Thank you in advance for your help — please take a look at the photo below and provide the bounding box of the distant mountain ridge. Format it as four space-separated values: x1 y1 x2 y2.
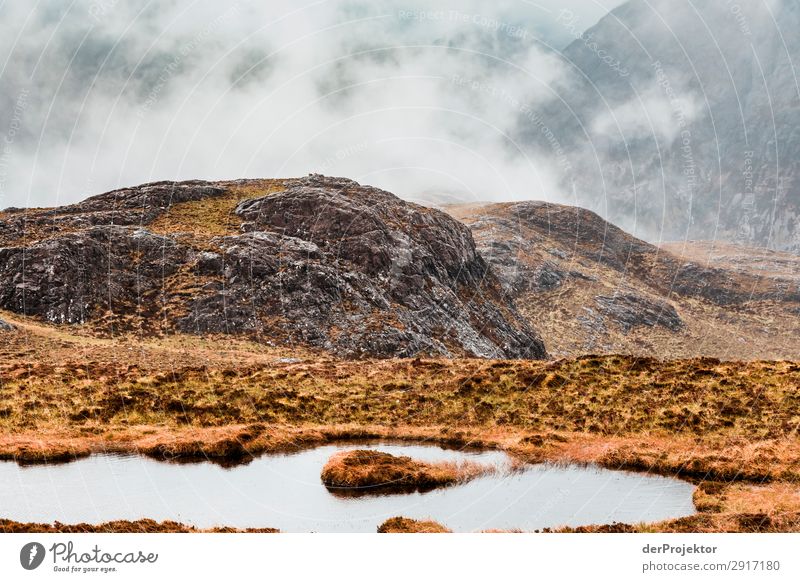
528 0 800 252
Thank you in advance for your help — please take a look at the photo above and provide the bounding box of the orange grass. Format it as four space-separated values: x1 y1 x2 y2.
320 449 492 493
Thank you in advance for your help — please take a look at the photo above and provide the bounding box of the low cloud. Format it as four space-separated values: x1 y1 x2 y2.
0 0 623 209
591 87 703 145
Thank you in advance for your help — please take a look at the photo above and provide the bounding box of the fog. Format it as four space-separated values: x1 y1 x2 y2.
0 0 624 209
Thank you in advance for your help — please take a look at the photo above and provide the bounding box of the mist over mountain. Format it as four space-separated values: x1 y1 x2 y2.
535 0 800 251
1 0 797 253
0 0 621 210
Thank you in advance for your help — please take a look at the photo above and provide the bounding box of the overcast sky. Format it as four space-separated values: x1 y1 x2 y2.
0 0 625 208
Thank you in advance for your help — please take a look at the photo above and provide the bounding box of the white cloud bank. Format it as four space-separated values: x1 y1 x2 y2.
0 0 624 208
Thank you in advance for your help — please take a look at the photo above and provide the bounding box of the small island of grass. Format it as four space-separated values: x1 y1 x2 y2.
320 449 492 494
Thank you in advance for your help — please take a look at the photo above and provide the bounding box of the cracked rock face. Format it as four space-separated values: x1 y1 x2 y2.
0 226 187 325
0 175 546 360
191 176 546 359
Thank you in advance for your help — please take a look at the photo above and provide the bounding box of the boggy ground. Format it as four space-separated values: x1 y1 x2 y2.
1 314 799 532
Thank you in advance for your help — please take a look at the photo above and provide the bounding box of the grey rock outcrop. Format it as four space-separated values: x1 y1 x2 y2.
0 226 187 324
0 176 547 360
465 201 800 307
595 292 683 332
186 176 546 359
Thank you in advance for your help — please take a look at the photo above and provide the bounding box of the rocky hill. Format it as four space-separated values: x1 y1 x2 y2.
0 175 545 360
448 201 800 359
4 174 798 361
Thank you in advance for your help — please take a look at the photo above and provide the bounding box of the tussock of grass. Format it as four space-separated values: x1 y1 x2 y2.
550 512 800 533
320 449 491 494
377 517 451 533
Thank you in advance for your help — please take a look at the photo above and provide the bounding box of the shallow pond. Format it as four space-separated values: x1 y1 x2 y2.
0 443 695 532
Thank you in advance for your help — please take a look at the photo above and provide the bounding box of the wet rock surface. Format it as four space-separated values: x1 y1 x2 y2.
0 176 546 359
595 292 684 332
190 176 545 358
0 226 188 325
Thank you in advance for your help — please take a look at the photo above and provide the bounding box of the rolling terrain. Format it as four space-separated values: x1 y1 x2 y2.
0 175 544 360
1 175 799 533
0 312 799 532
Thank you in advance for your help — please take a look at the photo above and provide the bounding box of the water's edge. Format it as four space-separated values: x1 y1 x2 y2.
0 442 696 532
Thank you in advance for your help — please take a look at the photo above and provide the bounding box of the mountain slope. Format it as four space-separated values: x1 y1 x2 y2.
4 174 797 361
448 200 800 359
0 176 545 360
530 0 800 251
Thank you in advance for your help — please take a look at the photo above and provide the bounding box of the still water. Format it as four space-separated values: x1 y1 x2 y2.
0 443 695 532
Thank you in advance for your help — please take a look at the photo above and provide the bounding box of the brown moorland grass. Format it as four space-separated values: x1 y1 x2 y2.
550 512 800 533
0 518 278 533
320 449 492 493
377 517 451 533
2 317 800 531
147 179 287 246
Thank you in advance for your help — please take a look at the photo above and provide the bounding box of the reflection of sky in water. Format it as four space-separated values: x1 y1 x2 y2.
0 443 695 532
